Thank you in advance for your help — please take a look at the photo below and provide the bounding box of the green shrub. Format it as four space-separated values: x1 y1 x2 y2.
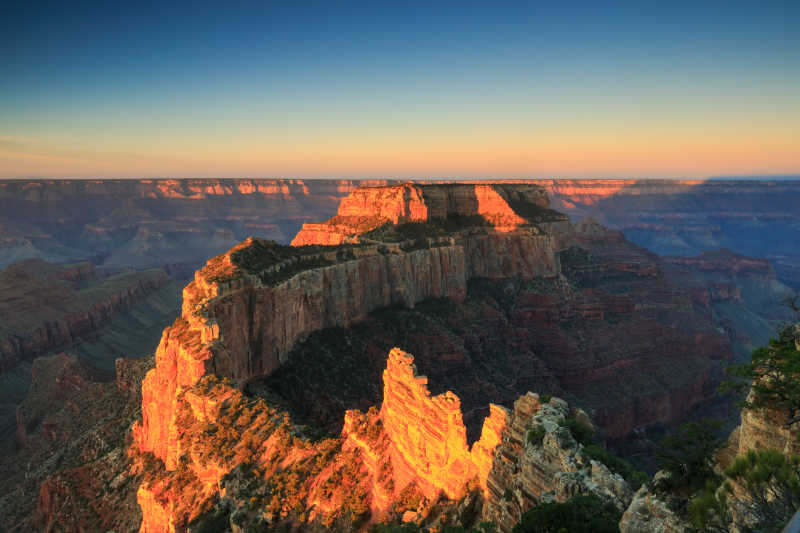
687 479 730 532
539 394 552 404
722 321 800 427
559 417 594 446
655 419 723 493
724 448 800 532
511 493 621 533
526 425 546 447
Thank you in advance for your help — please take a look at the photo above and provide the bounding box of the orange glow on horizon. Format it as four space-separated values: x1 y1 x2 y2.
1 128 798 179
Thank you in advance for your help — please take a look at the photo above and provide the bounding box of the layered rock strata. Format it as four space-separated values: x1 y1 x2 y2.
482 393 633 532
0 259 170 372
292 183 565 245
135 348 512 531
0 353 152 532
136 184 566 470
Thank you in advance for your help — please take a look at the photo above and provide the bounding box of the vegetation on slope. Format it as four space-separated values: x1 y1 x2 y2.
511 493 621 533
722 316 800 428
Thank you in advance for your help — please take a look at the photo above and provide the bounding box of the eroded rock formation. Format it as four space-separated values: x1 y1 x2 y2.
482 393 633 532
379 348 508 501
133 342 632 532
291 183 561 245
127 182 764 532
0 259 170 373
0 353 152 532
136 184 567 471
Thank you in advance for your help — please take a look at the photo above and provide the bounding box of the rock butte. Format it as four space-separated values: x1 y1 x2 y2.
130 183 609 530
135 183 570 469
129 182 757 531
291 182 563 245
134 343 632 532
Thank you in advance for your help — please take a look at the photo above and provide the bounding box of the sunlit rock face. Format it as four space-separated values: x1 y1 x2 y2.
128 182 755 531
291 182 562 245
379 348 508 501
135 183 568 470
133 347 512 532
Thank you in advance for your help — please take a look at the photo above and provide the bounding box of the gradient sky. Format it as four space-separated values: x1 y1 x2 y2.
1 0 798 179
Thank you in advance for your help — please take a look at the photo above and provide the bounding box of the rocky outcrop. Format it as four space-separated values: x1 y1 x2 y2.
619 472 689 533
129 182 753 531
292 183 564 245
135 184 568 470
132 342 632 532
133 348 511 531
135 239 476 467
379 348 508 500
0 260 170 373
736 389 800 457
0 353 152 532
483 393 633 532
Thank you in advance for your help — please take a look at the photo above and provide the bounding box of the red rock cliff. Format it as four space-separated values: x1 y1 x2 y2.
135 184 568 469
291 183 562 245
379 348 508 500
134 347 510 531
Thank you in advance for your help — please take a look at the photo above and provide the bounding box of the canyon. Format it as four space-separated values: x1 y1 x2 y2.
0 179 386 278
0 259 171 373
121 183 789 531
3 178 799 288
533 179 800 289
0 179 797 531
0 259 183 445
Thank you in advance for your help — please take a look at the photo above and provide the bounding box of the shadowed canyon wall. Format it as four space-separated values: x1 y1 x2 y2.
533 179 800 289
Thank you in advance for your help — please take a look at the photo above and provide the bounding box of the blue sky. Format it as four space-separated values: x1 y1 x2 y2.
1 0 798 178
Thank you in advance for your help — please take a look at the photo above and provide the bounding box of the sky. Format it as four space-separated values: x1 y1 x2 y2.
1 0 799 179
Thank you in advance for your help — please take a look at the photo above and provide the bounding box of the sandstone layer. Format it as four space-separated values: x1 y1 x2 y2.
0 259 170 373
482 393 633 532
